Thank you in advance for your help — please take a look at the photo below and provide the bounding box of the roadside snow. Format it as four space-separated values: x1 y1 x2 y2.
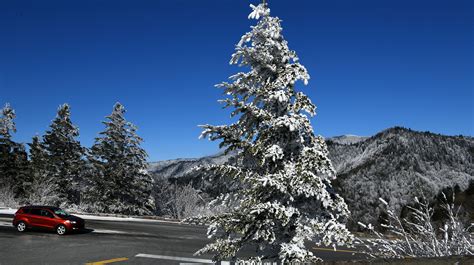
0 221 12 227
0 208 17 215
75 214 179 223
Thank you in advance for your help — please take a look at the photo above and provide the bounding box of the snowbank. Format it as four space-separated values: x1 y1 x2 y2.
0 208 17 215
75 214 179 223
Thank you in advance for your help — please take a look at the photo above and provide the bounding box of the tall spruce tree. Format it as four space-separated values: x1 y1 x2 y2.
193 3 353 262
29 136 48 178
25 135 60 205
0 103 29 197
42 104 85 205
27 136 49 186
87 103 154 215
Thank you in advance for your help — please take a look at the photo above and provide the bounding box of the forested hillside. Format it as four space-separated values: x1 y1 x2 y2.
149 127 474 226
327 127 473 227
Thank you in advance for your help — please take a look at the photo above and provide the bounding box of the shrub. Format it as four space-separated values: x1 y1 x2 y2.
358 194 473 258
0 185 19 208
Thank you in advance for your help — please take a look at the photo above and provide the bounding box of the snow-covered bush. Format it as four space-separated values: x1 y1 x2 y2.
167 183 203 219
0 185 19 208
188 2 353 263
25 177 60 206
154 179 217 219
358 194 473 258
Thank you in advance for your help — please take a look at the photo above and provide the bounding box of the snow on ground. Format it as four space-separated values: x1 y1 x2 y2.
0 208 17 215
74 214 180 223
0 221 12 227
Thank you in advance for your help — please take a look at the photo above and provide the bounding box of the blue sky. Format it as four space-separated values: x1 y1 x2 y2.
1 0 472 161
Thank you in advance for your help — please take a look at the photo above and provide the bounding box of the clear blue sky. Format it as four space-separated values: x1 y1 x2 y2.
1 0 472 161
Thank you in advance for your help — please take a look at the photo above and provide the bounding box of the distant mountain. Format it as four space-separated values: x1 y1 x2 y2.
327 135 369 145
147 135 368 179
148 151 234 180
148 127 474 227
326 127 473 227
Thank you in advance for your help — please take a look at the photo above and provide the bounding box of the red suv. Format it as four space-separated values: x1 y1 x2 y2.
13 206 85 235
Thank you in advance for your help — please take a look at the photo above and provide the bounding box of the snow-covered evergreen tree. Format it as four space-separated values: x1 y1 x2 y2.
192 3 353 262
42 104 85 205
87 103 154 215
0 103 17 189
29 136 48 177
26 136 49 192
0 103 16 139
0 103 29 197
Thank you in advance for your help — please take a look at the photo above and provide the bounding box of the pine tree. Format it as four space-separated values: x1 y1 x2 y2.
0 103 17 188
87 103 154 215
0 103 29 198
192 3 353 262
42 104 85 205
27 136 49 188
29 136 48 178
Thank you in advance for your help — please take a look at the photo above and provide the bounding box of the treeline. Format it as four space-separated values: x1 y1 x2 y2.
0 102 154 215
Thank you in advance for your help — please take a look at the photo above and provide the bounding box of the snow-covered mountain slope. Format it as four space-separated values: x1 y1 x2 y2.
148 127 474 226
147 135 366 179
327 127 473 226
327 134 369 145
148 151 234 180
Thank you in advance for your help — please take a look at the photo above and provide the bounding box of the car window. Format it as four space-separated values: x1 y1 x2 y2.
30 209 41 216
53 208 70 216
40 209 54 218
22 208 31 214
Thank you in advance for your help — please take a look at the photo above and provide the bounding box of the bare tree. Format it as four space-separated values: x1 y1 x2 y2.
167 183 204 219
0 185 19 208
26 177 60 206
358 194 473 258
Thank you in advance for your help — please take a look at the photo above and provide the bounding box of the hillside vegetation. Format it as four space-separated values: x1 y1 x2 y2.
149 127 474 227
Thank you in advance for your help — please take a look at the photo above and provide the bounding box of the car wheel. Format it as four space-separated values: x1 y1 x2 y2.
56 225 67 235
17 221 27 232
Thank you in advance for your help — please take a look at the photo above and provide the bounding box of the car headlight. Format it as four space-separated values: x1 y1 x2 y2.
66 220 77 224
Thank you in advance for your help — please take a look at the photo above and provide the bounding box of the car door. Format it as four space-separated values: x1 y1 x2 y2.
38 209 57 229
28 208 43 227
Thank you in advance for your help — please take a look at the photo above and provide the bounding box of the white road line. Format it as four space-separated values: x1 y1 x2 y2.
92 229 151 236
136 254 214 264
92 229 128 234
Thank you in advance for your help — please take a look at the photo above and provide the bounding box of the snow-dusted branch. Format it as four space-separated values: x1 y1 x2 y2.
358 194 473 258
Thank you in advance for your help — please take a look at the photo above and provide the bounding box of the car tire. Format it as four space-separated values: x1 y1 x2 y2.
16 221 27 232
56 224 67 235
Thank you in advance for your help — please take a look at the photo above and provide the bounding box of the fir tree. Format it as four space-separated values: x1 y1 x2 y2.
29 136 48 176
192 3 353 262
0 103 16 139
0 103 29 197
87 103 154 215
27 136 49 187
42 104 85 205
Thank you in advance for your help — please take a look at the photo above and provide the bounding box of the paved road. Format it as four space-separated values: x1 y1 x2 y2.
0 215 366 265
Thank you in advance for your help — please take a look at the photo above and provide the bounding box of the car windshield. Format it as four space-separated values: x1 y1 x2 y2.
53 208 70 216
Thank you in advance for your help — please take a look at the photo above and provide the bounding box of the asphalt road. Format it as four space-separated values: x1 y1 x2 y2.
0 214 366 265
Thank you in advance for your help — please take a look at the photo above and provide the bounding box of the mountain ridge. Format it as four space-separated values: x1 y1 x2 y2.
148 126 474 226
